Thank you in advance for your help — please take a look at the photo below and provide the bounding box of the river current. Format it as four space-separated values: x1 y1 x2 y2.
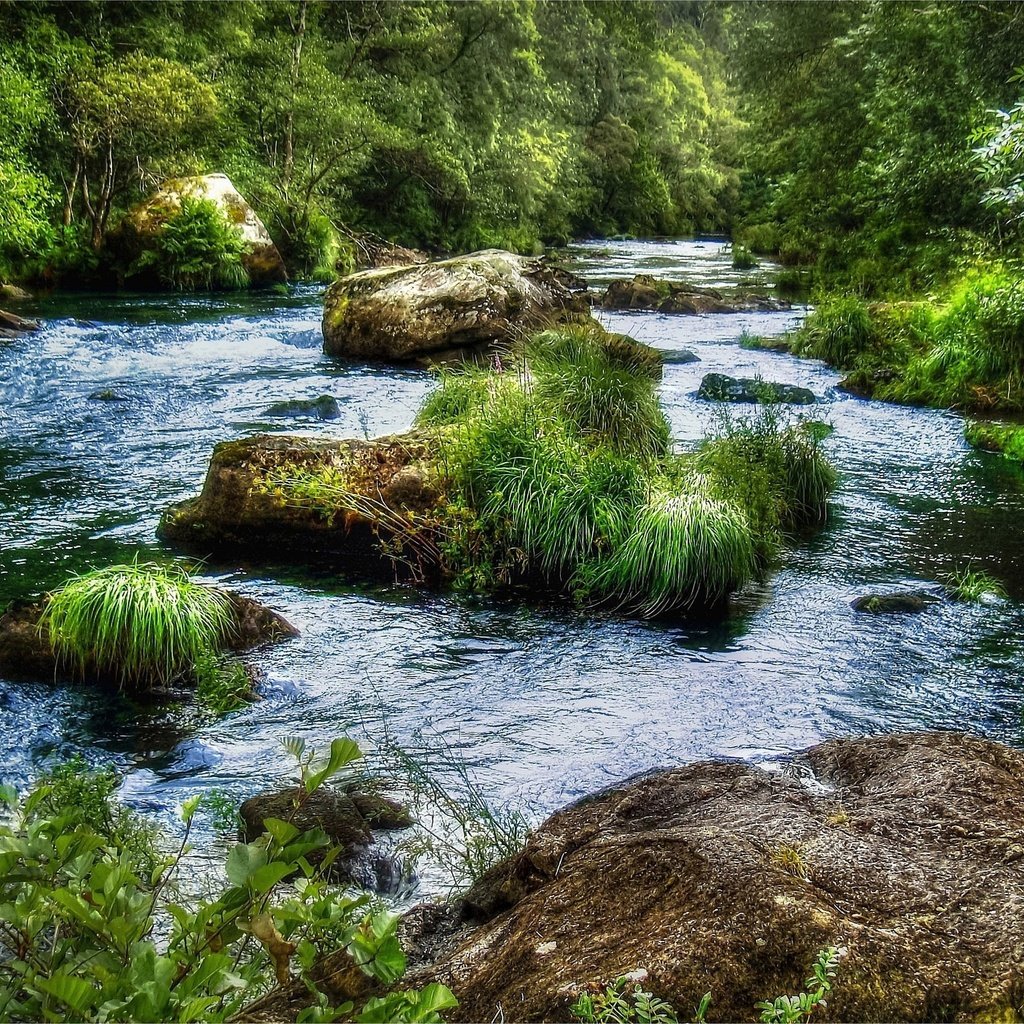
1 239 1022 887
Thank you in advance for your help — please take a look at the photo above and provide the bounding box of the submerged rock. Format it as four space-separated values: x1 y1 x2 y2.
108 173 287 287
698 372 816 405
851 590 940 614
89 388 129 402
0 591 297 688
240 784 413 892
390 731 1024 1023
322 249 590 362
159 432 440 568
263 395 341 420
600 274 789 314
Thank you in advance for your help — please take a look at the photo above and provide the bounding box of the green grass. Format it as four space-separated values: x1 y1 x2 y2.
793 296 876 367
964 419 1024 462
274 322 837 617
940 566 1006 602
39 561 233 689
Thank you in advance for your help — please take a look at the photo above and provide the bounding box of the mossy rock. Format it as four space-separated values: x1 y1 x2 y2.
322 249 591 362
851 590 940 614
264 395 341 420
600 275 790 314
698 372 816 405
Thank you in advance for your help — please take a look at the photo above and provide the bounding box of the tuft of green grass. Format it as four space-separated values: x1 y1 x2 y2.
940 565 1006 603
732 243 758 270
583 479 757 616
39 561 233 689
794 296 876 367
194 650 255 713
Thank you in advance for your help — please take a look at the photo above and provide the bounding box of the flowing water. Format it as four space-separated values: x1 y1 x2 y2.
2 238 1023 890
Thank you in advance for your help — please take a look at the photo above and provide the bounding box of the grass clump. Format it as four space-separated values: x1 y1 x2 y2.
940 565 1006 602
39 561 232 689
965 419 1024 462
793 296 876 367
732 243 758 270
270 322 836 617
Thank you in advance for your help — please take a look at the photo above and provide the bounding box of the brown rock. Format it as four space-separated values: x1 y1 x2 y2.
600 275 789 315
158 432 440 571
400 731 1024 1022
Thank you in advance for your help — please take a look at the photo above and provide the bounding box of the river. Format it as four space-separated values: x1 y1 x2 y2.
2 238 1022 891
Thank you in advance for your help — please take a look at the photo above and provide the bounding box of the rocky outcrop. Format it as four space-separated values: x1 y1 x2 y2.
159 432 441 570
322 250 590 362
698 373 816 405
403 731 1024 1022
109 173 287 287
0 591 297 687
600 275 790 314
851 590 940 614
241 784 414 891
241 731 1024 1022
0 307 41 339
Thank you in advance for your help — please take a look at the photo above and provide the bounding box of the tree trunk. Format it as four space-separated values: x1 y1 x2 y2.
282 0 309 201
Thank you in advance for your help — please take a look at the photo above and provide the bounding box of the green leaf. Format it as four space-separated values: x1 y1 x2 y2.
249 860 292 893
37 974 98 1017
305 738 361 793
263 817 301 845
225 842 268 886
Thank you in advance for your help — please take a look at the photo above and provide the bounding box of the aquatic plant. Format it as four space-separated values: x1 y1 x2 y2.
732 243 758 270
0 740 457 1023
582 481 757 616
940 566 1006 602
39 561 232 689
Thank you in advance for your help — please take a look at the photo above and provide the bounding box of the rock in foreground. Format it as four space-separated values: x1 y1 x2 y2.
400 731 1024 1022
601 274 789 314
0 308 41 339
322 249 590 362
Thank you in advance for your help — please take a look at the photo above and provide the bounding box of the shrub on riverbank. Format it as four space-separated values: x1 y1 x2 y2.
38 561 232 689
782 268 1024 413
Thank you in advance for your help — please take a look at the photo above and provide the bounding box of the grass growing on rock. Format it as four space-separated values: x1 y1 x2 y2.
38 561 233 689
263 323 836 616
965 419 1024 462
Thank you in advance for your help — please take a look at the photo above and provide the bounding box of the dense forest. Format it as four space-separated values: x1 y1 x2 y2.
3 0 1024 291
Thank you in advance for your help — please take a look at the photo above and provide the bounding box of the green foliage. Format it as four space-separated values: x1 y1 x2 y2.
795 297 876 368
940 565 1006 603
731 244 758 270
0 740 457 1023
964 419 1024 462
269 325 835 616
38 561 233 690
571 976 681 1024
756 947 844 1024
194 651 254 714
133 197 249 291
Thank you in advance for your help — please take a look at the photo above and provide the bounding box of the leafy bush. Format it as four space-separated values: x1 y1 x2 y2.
38 561 232 689
0 739 458 1023
134 197 249 291
732 243 758 270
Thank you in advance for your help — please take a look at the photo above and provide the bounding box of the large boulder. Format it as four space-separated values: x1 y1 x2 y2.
322 249 590 362
601 275 789 314
109 173 287 287
0 591 297 688
400 731 1024 1022
159 432 441 570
